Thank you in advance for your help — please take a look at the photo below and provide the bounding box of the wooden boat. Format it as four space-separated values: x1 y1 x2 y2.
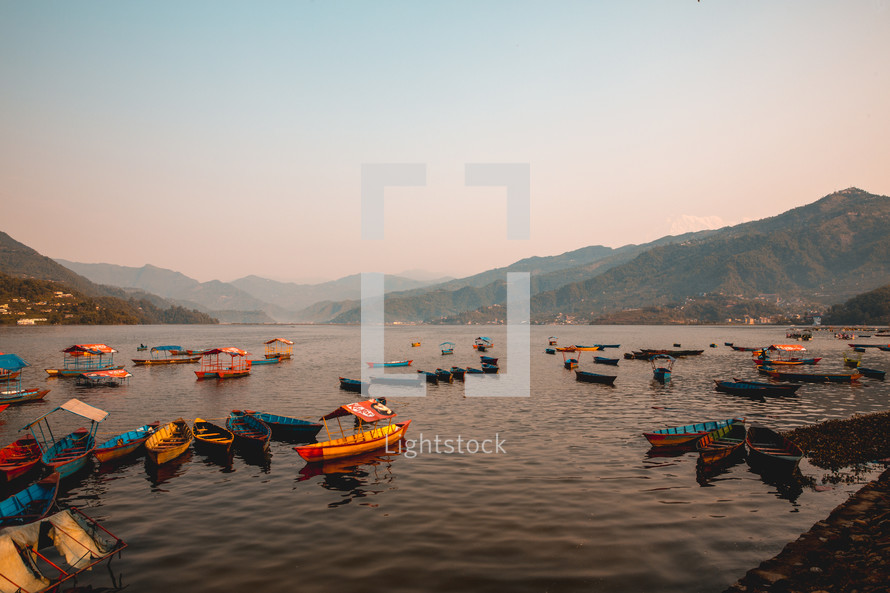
418 370 439 384
0 507 126 591
731 345 762 352
843 352 862 368
23 399 108 478
93 422 159 463
545 348 556 355
76 369 132 388
651 354 674 383
440 342 455 355
593 356 619 366
0 473 60 528
248 354 281 366
45 344 121 377
465 367 484 374
640 348 704 357
449 367 466 381
226 410 271 452
596 344 621 349
0 387 50 405
264 337 294 360
724 342 734 347
480 356 499 365
132 345 202 365
136 344 148 351
714 381 770 398
853 347 867 353
294 399 411 462
730 378 801 395
643 418 742 448
0 435 42 482
697 422 747 465
548 337 558 346
474 337 492 352
193 418 234 454
481 363 499 373
859 367 886 380
366 360 413 368
411 341 421 347
575 370 616 385
246 411 323 441
847 343 885 349
339 376 369 393
435 369 454 383
145 418 194 464
195 347 251 379
762 369 862 383
563 358 579 369
745 425 803 472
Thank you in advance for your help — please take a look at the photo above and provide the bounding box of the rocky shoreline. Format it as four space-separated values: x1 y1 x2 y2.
722 411 890 593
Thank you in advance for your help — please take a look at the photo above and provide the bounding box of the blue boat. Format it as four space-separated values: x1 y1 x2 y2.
0 472 60 527
480 356 498 365
465 367 484 374
593 356 619 366
339 377 370 394
564 358 579 369
481 363 499 374
417 370 439 384
545 348 556 355
93 422 159 463
440 342 455 355
474 337 492 352
23 399 107 478
246 411 322 441
860 367 886 380
227 410 271 452
435 369 454 383
730 378 801 394
575 370 616 385
248 355 281 366
651 355 674 383
449 367 466 381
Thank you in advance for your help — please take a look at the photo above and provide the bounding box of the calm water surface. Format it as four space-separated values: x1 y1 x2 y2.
0 325 888 593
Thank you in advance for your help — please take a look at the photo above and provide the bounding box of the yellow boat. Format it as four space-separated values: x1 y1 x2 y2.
145 418 194 465
294 399 411 462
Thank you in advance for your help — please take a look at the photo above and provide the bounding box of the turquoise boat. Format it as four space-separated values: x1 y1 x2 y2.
93 422 159 463
23 399 108 478
643 418 743 448
227 410 271 452
0 472 60 527
245 411 322 442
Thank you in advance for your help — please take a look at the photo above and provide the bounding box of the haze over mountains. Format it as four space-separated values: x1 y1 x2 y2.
6 188 890 325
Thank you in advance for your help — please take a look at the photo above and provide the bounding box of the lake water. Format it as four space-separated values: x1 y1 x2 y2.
1 324 888 593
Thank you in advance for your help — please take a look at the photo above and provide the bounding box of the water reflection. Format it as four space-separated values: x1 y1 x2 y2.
747 466 805 504
234 448 271 473
144 449 193 489
296 450 400 508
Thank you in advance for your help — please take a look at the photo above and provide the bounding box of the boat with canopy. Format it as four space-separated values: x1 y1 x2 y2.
754 344 821 366
45 344 122 377
22 399 108 478
0 354 50 405
294 399 411 462
440 342 455 355
474 337 493 352
195 347 251 379
264 337 294 360
651 354 674 383
76 369 132 388
132 345 202 365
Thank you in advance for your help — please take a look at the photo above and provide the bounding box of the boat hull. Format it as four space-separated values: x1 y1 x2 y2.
745 425 803 472
0 436 42 481
93 424 158 463
132 356 201 365
0 389 50 405
697 423 746 465
45 365 124 377
145 419 194 465
575 370 616 385
295 421 411 462
644 418 741 448
42 430 94 478
195 370 250 379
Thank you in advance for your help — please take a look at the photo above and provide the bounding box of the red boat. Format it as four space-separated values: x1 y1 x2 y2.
0 435 42 481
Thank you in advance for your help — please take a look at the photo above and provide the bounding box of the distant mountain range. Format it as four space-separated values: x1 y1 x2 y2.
8 187 889 326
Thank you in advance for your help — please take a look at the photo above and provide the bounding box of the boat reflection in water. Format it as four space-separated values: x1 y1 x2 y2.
296 449 401 508
144 448 193 489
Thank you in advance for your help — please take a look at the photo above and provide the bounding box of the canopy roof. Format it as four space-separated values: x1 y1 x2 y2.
475 337 492 344
23 398 108 429
440 342 455 347
63 344 116 354
81 370 132 379
151 345 183 352
651 354 676 361
264 338 294 345
321 399 396 422
767 344 807 352
203 347 248 357
0 353 29 371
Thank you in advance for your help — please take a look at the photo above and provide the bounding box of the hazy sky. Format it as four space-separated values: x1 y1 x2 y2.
2 1 888 284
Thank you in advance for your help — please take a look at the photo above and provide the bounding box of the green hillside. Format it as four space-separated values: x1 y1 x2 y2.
823 284 890 325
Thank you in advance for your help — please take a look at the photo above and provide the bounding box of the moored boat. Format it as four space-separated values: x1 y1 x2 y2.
227 410 271 452
245 411 323 442
45 344 121 377
762 369 862 383
481 363 499 373
575 370 616 385
593 356 619 366
0 354 51 405
643 418 742 448
76 369 132 388
418 370 439 384
294 399 411 462
545 348 556 355
193 418 234 454
651 354 674 383
366 360 413 368
435 368 454 383
730 378 801 395
697 422 747 465
195 347 251 380
23 399 108 478
0 435 42 482
449 367 466 381
714 380 770 398
480 356 498 365
548 337 558 346
248 354 281 366
264 337 294 360
859 367 886 380
93 422 159 463
0 472 60 528
339 376 369 393
440 342 455 355
132 345 202 365
745 425 803 472
145 418 194 464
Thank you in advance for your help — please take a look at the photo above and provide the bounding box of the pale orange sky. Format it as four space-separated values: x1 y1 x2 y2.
2 2 888 283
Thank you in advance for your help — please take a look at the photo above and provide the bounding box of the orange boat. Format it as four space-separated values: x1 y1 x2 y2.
294 399 411 462
264 338 294 360
195 347 251 380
